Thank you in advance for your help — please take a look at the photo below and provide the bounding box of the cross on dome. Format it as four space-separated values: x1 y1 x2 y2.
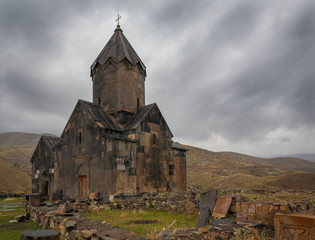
116 14 121 25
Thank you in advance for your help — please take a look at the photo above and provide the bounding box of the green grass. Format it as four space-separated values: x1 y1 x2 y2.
83 208 198 238
0 198 41 240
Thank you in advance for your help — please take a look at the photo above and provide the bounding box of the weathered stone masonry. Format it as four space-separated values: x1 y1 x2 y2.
30 24 187 201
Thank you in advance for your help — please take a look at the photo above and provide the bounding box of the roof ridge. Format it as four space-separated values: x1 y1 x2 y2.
42 134 61 139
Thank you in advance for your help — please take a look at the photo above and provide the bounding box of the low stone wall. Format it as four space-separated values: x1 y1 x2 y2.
229 200 312 225
87 193 190 213
0 193 25 199
72 192 312 225
27 206 139 240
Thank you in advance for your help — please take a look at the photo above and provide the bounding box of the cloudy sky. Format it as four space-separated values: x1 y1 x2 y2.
0 0 314 157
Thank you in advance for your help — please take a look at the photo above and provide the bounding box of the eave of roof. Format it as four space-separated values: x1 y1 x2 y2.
172 143 188 152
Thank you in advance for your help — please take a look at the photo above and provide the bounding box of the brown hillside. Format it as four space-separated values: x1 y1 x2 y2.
267 172 315 190
0 132 41 193
219 151 315 172
0 132 40 167
0 160 31 193
178 143 315 191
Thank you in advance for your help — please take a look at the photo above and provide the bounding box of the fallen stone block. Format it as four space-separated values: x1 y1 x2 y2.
196 189 217 227
54 204 66 215
212 196 232 219
274 213 315 240
196 208 211 228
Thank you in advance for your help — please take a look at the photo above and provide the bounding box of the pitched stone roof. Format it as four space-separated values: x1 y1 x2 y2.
59 100 173 141
91 25 146 75
30 135 61 162
77 100 173 138
42 135 62 150
123 103 155 130
124 103 173 138
79 100 121 131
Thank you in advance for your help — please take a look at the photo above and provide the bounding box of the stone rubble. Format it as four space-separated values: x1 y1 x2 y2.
23 190 314 239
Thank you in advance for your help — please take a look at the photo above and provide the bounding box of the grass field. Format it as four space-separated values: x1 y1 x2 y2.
83 208 198 238
0 198 40 240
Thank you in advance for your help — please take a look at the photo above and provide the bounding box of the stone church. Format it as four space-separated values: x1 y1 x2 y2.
31 24 187 200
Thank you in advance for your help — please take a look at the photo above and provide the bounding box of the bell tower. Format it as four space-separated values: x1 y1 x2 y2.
90 24 146 115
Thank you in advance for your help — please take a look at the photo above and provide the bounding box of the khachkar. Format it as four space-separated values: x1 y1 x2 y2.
274 213 315 240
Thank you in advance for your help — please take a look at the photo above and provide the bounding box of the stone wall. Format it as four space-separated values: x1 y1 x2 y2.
92 59 145 114
74 192 313 224
27 205 139 240
72 193 193 212
0 193 24 199
25 191 314 239
229 200 312 224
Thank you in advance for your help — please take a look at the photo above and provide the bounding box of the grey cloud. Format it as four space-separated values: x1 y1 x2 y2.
0 0 314 156
155 1 315 146
210 1 261 46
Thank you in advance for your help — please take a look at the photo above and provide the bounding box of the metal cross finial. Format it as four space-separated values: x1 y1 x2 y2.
116 14 121 25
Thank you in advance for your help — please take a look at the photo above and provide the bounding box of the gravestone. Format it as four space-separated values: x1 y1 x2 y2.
212 196 232 219
196 189 217 227
274 213 315 240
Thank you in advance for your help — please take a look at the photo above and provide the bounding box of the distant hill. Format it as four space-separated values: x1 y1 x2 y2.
218 151 315 172
0 160 31 193
0 132 315 193
0 132 41 167
177 143 315 191
0 132 41 193
279 153 315 163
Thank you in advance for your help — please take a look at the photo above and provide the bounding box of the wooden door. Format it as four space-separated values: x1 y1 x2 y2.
79 175 87 197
